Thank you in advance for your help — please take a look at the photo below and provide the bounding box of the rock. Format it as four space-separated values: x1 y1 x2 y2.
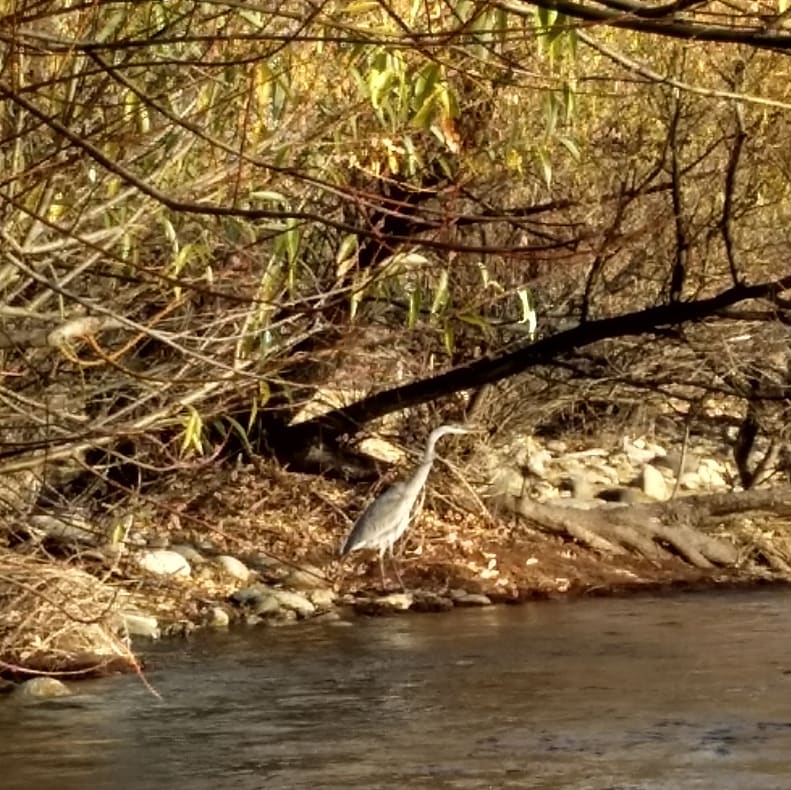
263 610 299 626
284 563 329 590
697 459 728 489
242 554 290 583
162 621 197 637
169 544 206 565
306 587 336 610
569 475 596 500
311 611 342 623
214 555 250 582
678 470 700 488
622 437 659 465
136 549 191 577
230 585 263 606
231 584 315 618
410 592 454 613
641 464 668 500
231 586 282 616
353 592 414 615
120 612 160 639
13 677 71 699
251 595 282 617
451 592 492 607
267 589 315 618
652 450 700 476
207 607 230 628
27 512 99 546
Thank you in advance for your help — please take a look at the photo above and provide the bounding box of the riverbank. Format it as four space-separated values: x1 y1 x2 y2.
2 457 789 689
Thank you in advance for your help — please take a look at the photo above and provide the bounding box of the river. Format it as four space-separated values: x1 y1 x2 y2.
3 590 791 789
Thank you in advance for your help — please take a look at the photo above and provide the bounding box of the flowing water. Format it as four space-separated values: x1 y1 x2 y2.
3 590 791 790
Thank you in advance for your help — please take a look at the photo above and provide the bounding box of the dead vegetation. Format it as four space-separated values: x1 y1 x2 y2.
0 551 136 678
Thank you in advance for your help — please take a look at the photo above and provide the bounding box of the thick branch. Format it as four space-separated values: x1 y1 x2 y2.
284 274 791 445
505 0 791 52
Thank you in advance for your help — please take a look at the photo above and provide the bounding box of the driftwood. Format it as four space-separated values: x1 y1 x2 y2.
496 488 791 570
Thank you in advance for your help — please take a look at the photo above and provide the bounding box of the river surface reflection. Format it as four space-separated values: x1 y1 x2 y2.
3 590 791 789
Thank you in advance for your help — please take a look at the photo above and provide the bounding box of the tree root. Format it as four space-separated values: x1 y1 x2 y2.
500 494 743 569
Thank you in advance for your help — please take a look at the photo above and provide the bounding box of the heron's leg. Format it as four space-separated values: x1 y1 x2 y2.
378 551 387 592
389 544 406 592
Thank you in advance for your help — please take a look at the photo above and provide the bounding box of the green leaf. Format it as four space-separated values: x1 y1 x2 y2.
442 321 455 354
412 87 438 129
249 190 289 205
431 269 449 315
537 148 553 189
180 406 204 456
413 63 440 106
459 312 492 334
369 66 394 110
336 234 359 265
558 136 581 160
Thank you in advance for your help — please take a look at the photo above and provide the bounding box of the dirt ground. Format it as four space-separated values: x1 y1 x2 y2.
127 460 776 624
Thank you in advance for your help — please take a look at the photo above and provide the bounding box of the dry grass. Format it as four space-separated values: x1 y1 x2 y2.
0 550 136 678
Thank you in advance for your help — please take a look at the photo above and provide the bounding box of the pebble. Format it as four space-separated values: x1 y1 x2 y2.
13 677 71 699
208 607 230 628
306 587 337 610
642 464 668 500
136 549 191 578
120 612 160 638
267 589 315 618
215 555 250 582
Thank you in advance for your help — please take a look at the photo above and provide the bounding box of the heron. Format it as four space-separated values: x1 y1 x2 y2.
340 423 472 590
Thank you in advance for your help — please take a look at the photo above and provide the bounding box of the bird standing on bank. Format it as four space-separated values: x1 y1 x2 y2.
340 424 472 590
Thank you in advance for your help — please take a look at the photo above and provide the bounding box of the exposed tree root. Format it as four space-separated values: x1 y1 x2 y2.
497 491 775 570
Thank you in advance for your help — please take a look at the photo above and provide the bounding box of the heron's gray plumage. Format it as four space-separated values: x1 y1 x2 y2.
340 424 471 588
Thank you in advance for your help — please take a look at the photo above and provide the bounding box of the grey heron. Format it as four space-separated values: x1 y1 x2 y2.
340 423 472 590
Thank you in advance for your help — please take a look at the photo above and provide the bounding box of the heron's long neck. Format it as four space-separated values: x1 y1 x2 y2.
402 438 440 501
403 454 435 503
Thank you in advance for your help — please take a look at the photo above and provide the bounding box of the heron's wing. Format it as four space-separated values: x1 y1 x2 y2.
341 482 411 554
